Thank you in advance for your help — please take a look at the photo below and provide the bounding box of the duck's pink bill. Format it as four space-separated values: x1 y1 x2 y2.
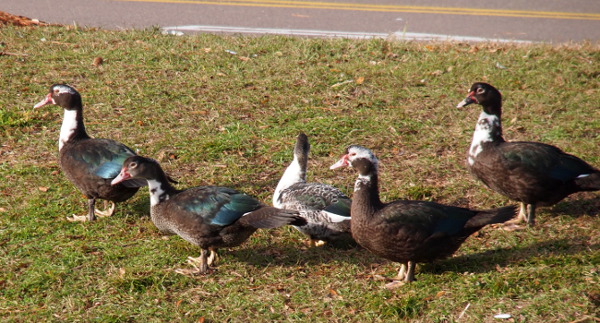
111 170 130 185
34 93 53 109
329 156 348 170
456 91 477 108
456 98 470 108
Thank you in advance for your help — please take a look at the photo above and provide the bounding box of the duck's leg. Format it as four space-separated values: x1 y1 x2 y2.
67 197 96 222
385 262 414 289
517 203 527 222
504 202 528 227
501 202 530 231
395 263 407 281
95 200 116 218
404 261 416 283
526 203 536 226
175 249 211 275
308 239 326 247
187 249 210 273
207 247 219 266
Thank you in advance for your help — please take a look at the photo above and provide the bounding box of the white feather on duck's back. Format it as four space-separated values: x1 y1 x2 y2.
59 109 79 151
273 154 305 208
468 111 500 165
323 211 350 223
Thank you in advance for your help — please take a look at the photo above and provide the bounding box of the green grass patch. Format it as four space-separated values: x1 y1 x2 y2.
0 25 598 321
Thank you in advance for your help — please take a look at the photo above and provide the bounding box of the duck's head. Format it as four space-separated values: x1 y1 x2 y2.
456 82 502 115
294 132 310 156
111 156 160 185
330 145 378 176
293 132 310 163
34 84 82 111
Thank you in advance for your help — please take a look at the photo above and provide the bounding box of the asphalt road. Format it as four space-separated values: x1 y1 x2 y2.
3 0 600 43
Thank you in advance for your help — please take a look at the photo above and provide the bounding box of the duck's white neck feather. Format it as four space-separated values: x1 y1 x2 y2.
273 155 305 207
354 174 372 192
148 179 170 206
59 109 79 151
468 111 501 165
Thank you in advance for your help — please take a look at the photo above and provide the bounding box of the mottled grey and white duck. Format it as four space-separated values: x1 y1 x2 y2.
331 145 516 285
457 82 600 225
112 156 305 274
34 84 145 222
273 133 352 247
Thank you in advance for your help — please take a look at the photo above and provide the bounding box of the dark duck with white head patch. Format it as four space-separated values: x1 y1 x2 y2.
112 156 305 274
457 82 600 226
34 84 146 222
330 145 516 285
273 133 352 247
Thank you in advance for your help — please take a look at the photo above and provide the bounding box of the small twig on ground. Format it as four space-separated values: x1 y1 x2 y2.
457 303 470 320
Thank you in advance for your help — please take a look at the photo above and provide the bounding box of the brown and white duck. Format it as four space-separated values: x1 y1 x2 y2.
34 84 146 222
330 145 516 285
457 82 600 225
273 133 352 247
112 156 305 274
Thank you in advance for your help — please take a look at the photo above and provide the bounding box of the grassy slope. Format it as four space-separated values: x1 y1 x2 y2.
0 26 598 322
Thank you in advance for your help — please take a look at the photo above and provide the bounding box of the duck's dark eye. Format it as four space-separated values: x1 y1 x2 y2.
129 162 138 168
476 87 485 94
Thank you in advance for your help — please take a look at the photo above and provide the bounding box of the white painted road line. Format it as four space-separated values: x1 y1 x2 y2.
162 25 533 43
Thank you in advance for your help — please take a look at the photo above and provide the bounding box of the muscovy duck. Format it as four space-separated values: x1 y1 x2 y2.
273 133 352 247
330 145 516 285
457 82 600 225
112 156 305 274
34 84 146 222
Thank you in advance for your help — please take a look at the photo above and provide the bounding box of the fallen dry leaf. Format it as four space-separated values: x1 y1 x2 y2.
431 70 443 76
38 186 49 192
92 57 103 66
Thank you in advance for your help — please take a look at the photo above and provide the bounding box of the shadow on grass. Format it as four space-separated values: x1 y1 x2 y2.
230 241 381 269
114 193 151 219
546 195 600 218
230 235 598 276
424 236 599 275
128 194 152 217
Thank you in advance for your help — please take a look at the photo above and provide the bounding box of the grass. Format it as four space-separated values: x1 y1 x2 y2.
0 24 599 322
